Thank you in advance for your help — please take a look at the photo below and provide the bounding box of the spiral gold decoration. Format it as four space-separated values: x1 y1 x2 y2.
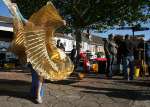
4 0 74 81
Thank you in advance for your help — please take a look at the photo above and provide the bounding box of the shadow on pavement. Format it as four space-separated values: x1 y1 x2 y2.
116 80 150 87
72 85 150 100
46 78 79 85
45 72 80 85
0 79 37 103
0 68 30 74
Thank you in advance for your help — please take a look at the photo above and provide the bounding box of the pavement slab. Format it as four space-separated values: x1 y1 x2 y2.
0 69 150 107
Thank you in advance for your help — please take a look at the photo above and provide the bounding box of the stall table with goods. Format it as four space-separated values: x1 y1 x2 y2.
92 58 107 74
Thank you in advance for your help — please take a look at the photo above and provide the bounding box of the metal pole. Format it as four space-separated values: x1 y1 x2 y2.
144 40 145 65
132 28 134 37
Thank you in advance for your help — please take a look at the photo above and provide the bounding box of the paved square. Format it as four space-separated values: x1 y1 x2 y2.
0 69 150 107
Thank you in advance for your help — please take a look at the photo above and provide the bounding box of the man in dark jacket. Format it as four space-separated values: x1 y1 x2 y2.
70 45 77 67
122 35 135 80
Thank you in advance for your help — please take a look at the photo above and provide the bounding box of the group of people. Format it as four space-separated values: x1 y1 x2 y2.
105 34 149 80
56 39 65 51
57 33 150 82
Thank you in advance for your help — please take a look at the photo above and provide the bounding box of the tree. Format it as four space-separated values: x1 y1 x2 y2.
15 0 150 55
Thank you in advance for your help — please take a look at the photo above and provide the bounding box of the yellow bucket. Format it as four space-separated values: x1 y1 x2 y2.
134 67 140 78
92 64 98 73
78 73 85 79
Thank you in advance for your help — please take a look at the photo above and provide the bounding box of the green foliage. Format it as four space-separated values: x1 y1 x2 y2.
15 0 49 19
51 0 150 29
15 0 150 30
15 0 150 57
95 52 104 58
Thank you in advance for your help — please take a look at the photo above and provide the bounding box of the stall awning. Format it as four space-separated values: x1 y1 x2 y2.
0 26 13 32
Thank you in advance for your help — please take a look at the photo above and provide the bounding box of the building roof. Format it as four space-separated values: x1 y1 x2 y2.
55 33 74 40
0 16 13 24
0 16 13 32
91 35 104 45
81 33 91 43
72 32 104 45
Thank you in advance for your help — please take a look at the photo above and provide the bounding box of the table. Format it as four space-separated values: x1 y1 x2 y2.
92 58 108 74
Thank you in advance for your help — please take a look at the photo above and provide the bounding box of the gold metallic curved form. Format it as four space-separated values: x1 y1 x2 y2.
4 0 74 81
3 0 27 65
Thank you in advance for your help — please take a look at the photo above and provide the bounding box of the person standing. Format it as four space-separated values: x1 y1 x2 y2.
122 35 135 80
70 45 77 67
56 39 61 48
146 40 150 76
116 38 124 74
60 43 65 51
56 39 65 51
27 63 44 104
106 34 118 78
3 0 44 103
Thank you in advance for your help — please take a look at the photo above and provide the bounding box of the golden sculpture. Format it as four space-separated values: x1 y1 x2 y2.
4 0 74 81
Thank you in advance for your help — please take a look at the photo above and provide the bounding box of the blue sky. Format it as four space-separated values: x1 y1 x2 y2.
0 0 150 40
0 0 11 17
95 21 150 40
92 27 150 40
